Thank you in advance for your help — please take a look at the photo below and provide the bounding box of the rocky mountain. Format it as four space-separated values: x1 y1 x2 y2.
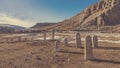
45 0 120 32
32 23 56 28
0 24 26 33
31 23 57 31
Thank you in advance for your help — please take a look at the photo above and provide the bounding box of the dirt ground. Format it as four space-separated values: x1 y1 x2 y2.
0 39 120 68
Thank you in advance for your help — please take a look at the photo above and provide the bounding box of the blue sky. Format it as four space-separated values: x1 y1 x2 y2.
0 0 99 27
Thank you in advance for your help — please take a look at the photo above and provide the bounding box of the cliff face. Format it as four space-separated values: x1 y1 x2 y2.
52 0 120 31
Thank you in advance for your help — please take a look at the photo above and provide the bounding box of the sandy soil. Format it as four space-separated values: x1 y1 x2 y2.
0 32 120 68
0 39 120 68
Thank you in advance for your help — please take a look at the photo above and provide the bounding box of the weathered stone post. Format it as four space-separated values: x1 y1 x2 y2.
55 40 60 52
11 38 13 42
18 37 21 42
24 38 27 41
6 38 9 42
84 36 94 60
31 37 33 41
43 32 46 41
76 33 82 48
92 35 98 48
64 38 68 46
52 30 55 40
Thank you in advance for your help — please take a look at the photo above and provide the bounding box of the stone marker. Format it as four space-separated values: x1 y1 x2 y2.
31 37 33 41
55 40 60 52
18 37 21 42
93 35 98 48
6 38 9 42
76 33 82 48
64 38 68 46
11 38 13 42
43 32 46 41
24 38 27 41
52 30 55 40
84 36 94 60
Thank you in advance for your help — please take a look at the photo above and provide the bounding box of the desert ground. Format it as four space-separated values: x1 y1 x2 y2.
0 32 120 68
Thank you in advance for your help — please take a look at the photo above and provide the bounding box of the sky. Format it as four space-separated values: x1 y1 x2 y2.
0 0 99 27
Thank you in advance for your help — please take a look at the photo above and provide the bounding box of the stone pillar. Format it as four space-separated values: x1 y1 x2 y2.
55 40 60 52
76 33 82 48
64 38 68 46
43 32 46 41
84 36 94 60
52 30 55 40
93 35 98 48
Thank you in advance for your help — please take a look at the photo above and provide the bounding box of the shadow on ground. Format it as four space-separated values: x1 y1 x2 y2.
59 50 84 54
91 58 120 64
97 46 120 50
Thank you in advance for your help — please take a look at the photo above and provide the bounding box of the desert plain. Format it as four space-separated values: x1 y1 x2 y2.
0 31 119 68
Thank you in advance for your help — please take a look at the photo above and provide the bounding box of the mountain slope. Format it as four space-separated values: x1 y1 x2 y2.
47 0 120 31
32 23 56 28
0 24 26 33
30 23 57 31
